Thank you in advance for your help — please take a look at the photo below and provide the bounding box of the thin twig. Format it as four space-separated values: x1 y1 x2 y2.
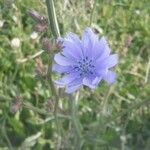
17 50 44 63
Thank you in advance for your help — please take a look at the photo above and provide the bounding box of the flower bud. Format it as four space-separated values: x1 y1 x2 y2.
56 40 64 50
41 38 52 52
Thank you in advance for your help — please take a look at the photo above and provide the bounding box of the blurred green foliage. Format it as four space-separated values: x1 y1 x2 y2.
0 0 150 149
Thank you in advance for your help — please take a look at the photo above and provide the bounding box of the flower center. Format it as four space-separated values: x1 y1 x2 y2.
74 56 95 76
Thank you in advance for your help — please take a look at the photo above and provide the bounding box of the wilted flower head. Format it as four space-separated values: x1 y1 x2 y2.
10 96 22 113
28 9 48 32
28 9 48 24
53 28 118 93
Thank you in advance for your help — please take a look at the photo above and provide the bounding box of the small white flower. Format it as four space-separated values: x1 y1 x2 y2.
30 32 38 40
12 16 18 23
0 20 4 28
120 135 127 143
11 38 21 48
115 127 121 132
98 27 103 34
135 10 140 15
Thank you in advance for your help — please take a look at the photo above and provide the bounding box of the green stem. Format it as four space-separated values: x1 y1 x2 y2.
45 0 61 148
47 56 61 138
46 0 60 37
69 94 82 150
2 119 13 149
23 102 48 115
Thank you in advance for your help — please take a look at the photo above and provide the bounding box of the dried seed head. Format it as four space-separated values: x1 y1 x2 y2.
34 58 46 78
10 96 22 113
28 9 48 32
28 9 48 24
85 0 94 10
45 98 54 112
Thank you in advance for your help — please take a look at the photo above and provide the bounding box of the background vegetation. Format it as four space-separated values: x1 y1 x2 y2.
0 0 150 149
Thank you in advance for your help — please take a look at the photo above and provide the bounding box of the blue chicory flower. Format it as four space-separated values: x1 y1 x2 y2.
52 27 118 93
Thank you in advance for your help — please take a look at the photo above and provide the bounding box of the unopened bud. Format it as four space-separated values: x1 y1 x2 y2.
41 38 52 52
56 39 64 50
